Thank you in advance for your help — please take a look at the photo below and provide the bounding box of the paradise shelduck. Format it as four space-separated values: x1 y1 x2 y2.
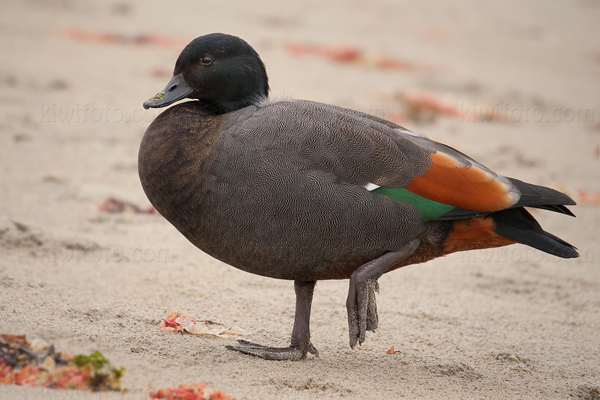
139 33 577 360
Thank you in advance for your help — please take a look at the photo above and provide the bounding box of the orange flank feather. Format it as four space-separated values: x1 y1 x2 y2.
442 216 515 255
405 152 517 212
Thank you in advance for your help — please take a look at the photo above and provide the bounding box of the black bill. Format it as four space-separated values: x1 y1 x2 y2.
143 74 194 109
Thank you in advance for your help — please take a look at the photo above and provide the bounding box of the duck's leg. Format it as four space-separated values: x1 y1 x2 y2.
226 280 318 361
347 239 421 348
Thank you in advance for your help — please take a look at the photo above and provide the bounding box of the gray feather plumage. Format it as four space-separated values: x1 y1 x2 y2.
139 99 446 280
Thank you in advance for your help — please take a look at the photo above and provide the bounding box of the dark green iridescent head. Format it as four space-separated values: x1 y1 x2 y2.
144 33 269 114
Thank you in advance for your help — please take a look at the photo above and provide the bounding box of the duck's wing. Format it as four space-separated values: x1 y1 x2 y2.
237 100 575 222
369 135 575 221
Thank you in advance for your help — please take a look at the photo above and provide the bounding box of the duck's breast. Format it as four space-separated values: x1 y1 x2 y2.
138 102 224 238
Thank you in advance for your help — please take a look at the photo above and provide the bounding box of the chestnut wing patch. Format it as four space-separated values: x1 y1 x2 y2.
370 150 520 221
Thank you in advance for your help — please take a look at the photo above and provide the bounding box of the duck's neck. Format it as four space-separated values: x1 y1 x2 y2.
199 95 267 115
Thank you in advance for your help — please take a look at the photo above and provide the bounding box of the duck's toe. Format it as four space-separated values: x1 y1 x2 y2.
226 340 318 361
366 280 379 332
347 278 379 349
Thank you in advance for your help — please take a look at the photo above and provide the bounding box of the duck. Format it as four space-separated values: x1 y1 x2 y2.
139 33 578 361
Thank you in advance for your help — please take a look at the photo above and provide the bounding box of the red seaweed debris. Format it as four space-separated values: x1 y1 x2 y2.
285 42 432 72
97 197 157 214
148 382 236 400
54 28 188 49
0 334 124 391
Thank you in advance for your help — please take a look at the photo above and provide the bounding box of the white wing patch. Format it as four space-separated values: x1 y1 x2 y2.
395 127 427 138
364 183 381 191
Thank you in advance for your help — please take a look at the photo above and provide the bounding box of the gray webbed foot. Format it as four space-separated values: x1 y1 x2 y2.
226 339 318 361
347 277 380 348
346 239 421 349
227 280 318 361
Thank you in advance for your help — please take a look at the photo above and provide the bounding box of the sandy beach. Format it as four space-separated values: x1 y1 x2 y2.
1 1 599 398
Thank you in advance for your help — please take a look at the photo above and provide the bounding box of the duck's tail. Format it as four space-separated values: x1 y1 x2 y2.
490 207 579 259
441 205 578 259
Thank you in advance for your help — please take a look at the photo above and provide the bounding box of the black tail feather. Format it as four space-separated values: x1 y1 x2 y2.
529 204 575 217
492 207 578 259
509 178 576 210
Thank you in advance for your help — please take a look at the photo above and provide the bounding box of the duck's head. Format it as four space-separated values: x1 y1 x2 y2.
143 33 269 114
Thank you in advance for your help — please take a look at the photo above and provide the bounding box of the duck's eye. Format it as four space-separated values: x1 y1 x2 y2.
201 56 213 66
